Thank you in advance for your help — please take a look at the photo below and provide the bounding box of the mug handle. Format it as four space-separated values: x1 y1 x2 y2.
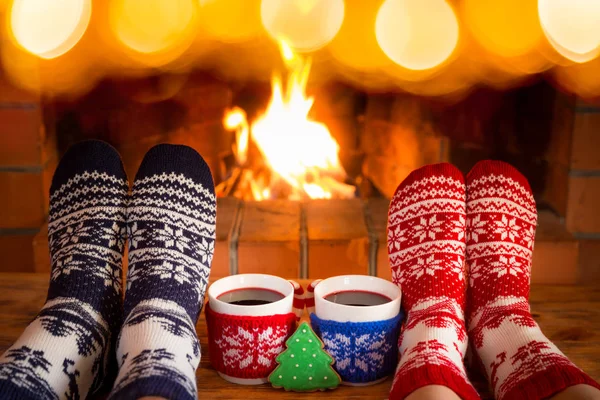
288 280 305 320
305 279 322 315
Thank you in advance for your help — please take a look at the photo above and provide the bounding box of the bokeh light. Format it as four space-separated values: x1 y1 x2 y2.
463 0 544 59
328 0 391 72
109 0 197 63
198 0 262 43
260 0 345 52
539 0 600 63
376 0 459 71
9 0 91 59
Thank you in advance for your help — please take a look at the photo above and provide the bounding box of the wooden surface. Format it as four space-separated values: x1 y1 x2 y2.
0 273 599 399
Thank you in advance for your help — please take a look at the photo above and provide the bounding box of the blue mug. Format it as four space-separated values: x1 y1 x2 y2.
306 275 403 386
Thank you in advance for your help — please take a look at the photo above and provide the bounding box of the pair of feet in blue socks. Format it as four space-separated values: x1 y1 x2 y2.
0 141 216 399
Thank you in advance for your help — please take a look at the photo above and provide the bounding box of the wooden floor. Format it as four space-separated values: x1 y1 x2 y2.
0 273 599 399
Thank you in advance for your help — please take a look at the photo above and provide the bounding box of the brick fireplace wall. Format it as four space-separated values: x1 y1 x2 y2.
549 94 600 283
0 73 56 273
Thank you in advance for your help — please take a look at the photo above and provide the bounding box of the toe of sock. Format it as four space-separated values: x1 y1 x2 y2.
51 140 127 193
466 160 532 193
134 144 214 193
392 162 464 199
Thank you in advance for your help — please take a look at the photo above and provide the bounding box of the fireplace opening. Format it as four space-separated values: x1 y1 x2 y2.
32 64 574 282
49 73 558 203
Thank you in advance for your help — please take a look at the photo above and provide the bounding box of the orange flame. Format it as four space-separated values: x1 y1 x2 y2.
224 40 353 200
223 106 249 166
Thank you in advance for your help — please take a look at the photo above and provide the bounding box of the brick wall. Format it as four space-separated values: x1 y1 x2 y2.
548 95 600 283
566 101 600 233
0 74 56 272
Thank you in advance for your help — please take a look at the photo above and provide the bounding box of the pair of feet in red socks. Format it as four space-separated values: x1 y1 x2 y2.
387 161 600 400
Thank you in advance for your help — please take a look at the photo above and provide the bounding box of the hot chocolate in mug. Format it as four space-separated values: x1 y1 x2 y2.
307 275 403 386
205 274 303 385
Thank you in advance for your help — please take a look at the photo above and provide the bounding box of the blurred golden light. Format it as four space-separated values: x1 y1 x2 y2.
376 0 459 71
260 0 345 52
539 0 600 63
328 0 391 71
198 0 262 43
463 0 543 59
9 0 91 59
553 57 600 97
109 0 197 56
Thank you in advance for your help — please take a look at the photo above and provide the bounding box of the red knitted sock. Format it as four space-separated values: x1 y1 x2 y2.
466 160 600 400
205 304 296 380
388 163 479 400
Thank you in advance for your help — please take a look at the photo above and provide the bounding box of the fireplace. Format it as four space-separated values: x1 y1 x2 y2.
2 63 597 286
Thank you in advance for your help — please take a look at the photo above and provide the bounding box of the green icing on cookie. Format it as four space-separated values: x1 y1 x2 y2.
269 321 340 392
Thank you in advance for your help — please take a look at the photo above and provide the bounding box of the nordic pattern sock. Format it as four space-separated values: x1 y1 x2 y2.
108 144 216 400
466 160 600 400
205 304 297 380
0 140 129 399
309 312 401 384
387 163 480 400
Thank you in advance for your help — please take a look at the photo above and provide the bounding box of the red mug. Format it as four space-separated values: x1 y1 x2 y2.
206 274 304 385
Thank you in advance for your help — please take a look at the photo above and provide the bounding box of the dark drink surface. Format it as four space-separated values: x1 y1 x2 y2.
324 290 392 307
228 299 273 306
217 287 285 306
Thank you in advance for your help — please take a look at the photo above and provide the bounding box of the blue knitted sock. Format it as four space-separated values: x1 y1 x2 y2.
108 144 216 400
0 140 129 399
310 312 402 384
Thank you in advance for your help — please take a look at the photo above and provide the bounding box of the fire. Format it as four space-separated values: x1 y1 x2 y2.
223 107 249 166
222 41 353 201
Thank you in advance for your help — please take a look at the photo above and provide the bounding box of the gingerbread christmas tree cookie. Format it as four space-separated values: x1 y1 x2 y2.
269 322 341 392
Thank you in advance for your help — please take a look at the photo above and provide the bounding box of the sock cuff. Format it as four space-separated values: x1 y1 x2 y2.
108 375 196 400
310 312 402 384
499 363 600 400
0 367 58 400
390 364 480 400
205 303 297 379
